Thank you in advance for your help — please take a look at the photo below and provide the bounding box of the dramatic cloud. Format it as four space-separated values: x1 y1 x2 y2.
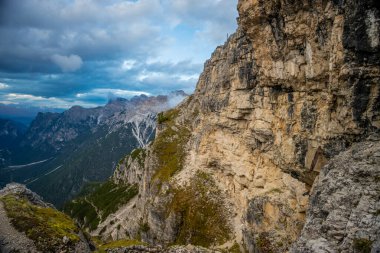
3 93 100 109
51 54 83 72
0 0 238 111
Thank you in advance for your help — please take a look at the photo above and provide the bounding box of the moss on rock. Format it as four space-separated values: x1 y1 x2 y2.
1 194 80 252
95 238 146 252
152 109 191 184
167 171 231 248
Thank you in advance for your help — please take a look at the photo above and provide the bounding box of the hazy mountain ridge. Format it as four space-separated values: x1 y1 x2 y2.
0 92 187 206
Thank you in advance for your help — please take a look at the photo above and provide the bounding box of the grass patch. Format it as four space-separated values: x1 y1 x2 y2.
130 148 146 167
1 194 80 252
64 181 138 230
353 238 373 253
167 171 231 247
267 188 283 194
256 233 273 253
95 239 147 253
226 242 243 253
152 109 191 184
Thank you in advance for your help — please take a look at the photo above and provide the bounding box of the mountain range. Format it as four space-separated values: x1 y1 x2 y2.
0 91 187 206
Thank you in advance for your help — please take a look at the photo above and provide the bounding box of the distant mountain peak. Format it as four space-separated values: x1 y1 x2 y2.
169 90 188 97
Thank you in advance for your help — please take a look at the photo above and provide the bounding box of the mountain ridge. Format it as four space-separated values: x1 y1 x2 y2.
0 92 187 206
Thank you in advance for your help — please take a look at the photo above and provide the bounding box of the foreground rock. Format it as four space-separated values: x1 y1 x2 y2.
292 136 380 253
0 183 92 253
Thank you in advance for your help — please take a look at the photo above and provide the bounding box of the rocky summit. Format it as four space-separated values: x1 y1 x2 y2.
1 0 379 252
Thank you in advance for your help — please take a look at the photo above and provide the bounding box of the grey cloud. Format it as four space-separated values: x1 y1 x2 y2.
51 54 83 72
0 0 238 108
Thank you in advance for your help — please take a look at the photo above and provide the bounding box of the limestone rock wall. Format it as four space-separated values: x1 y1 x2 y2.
96 0 380 252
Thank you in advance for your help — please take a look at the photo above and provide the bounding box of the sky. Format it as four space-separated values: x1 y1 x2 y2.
0 0 238 112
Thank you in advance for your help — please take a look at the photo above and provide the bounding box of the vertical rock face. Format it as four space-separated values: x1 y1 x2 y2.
95 0 379 252
291 137 380 253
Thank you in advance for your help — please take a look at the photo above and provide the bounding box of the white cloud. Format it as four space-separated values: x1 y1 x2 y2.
121 60 137 71
51 54 83 72
178 74 199 82
137 70 165 82
0 100 18 105
76 88 151 99
0 0 238 104
4 93 99 109
0 83 10 89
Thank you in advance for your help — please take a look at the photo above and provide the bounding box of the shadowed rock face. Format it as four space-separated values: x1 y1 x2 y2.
292 135 380 253
81 1 379 252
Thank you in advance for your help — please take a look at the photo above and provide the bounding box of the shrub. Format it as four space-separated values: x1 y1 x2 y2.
353 238 372 253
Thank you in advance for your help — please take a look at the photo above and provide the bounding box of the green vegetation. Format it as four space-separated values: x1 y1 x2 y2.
267 188 283 194
130 148 146 167
64 181 138 230
76 181 103 197
139 221 150 233
255 233 273 253
353 238 373 253
157 112 170 124
92 237 146 253
226 242 243 253
1 194 80 252
64 198 100 230
167 171 231 247
100 239 146 248
152 109 191 184
27 123 147 208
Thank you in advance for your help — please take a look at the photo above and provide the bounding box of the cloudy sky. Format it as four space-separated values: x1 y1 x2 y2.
0 0 238 111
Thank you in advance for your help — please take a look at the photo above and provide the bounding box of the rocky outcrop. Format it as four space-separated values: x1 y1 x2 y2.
0 183 53 208
291 135 380 253
92 0 379 252
0 183 92 253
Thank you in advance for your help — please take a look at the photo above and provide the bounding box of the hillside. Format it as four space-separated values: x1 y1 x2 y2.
0 183 92 253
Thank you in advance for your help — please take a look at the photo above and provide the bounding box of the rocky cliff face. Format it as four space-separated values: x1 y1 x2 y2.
91 0 379 252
